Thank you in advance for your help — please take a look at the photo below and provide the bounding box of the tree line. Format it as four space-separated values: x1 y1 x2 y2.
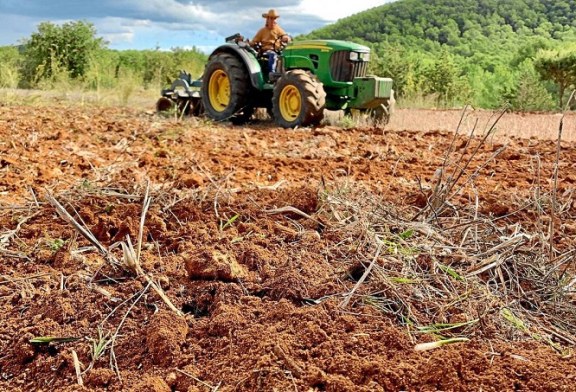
0 21 207 93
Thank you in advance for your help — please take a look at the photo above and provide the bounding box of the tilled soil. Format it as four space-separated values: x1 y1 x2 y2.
0 105 575 392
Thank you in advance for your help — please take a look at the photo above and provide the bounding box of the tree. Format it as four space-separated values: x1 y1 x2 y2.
422 48 461 105
0 46 21 88
21 21 106 86
534 45 576 107
504 60 555 111
372 43 417 98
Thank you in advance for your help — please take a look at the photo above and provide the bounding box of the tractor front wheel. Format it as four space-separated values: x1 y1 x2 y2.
201 53 253 122
369 90 395 126
272 70 326 128
368 103 391 126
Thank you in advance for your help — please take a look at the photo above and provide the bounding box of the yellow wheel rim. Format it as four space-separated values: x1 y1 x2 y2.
208 70 230 112
279 85 301 122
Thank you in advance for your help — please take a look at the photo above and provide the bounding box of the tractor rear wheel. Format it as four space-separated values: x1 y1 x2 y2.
201 53 253 122
272 70 326 128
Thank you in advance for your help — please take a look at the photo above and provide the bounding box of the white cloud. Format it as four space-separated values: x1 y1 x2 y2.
0 0 395 51
297 0 387 22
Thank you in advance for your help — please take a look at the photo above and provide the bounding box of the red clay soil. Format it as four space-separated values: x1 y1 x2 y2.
0 105 575 392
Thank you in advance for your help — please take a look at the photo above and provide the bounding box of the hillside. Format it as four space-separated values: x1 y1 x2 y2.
305 0 575 56
302 0 576 110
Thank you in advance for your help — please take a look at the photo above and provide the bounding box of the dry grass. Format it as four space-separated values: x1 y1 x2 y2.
321 179 575 348
0 87 159 110
320 108 575 350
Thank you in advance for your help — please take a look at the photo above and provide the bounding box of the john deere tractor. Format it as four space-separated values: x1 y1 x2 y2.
157 34 394 128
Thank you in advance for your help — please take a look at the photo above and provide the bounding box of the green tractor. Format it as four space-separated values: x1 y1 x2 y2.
157 34 394 128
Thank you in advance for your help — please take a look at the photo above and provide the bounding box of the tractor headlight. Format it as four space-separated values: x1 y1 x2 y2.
359 52 370 61
349 52 359 61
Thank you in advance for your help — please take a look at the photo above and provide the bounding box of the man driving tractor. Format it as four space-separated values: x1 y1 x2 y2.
158 7 394 128
250 9 291 73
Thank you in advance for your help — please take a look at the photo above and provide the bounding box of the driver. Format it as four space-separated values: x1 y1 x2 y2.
250 9 291 74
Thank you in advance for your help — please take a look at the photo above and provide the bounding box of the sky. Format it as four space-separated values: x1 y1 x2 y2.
0 0 393 53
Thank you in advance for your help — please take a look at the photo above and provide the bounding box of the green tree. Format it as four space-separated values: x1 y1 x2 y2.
21 21 106 86
372 43 416 98
300 0 576 109
504 60 555 111
422 48 461 105
534 45 576 107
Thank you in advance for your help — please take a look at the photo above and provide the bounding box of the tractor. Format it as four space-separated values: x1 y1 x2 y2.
157 34 394 128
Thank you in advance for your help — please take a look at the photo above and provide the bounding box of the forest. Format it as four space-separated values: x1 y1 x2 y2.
304 0 576 109
1 0 576 110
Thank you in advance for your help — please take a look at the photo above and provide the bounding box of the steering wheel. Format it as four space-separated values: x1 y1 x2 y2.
273 35 290 54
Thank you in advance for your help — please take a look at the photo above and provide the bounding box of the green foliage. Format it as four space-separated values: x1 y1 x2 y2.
0 46 21 88
534 43 576 107
12 20 207 93
83 49 121 90
48 238 65 251
219 214 240 231
0 20 207 101
21 21 106 87
301 0 576 110
505 60 556 111
115 67 141 106
421 49 465 107
112 48 206 89
371 43 418 98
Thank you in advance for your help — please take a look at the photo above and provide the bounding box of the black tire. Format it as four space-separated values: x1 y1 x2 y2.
272 70 326 128
201 53 252 122
370 90 395 126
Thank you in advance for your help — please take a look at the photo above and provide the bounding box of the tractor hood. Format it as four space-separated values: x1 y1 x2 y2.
284 40 370 55
283 39 372 87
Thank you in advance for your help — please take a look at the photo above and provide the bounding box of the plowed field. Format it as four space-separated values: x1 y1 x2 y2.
0 104 575 392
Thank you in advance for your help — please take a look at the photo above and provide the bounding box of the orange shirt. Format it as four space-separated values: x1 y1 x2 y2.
251 24 287 51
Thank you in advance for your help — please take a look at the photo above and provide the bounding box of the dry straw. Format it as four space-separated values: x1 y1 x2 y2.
45 185 182 316
326 104 575 349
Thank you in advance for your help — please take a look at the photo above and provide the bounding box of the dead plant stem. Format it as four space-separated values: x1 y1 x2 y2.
340 242 383 308
110 280 151 379
550 90 575 260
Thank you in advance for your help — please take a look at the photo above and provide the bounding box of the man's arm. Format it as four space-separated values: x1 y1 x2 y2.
275 26 291 43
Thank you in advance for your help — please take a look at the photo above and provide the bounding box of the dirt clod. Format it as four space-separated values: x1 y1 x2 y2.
145 310 189 366
185 248 247 281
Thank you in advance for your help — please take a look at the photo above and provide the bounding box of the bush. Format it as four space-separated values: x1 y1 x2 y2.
505 60 556 111
21 21 106 87
0 46 21 88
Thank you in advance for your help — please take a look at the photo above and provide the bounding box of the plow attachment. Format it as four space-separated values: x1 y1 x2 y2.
156 71 204 116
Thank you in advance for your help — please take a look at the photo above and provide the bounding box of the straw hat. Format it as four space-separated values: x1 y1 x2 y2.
262 9 280 19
